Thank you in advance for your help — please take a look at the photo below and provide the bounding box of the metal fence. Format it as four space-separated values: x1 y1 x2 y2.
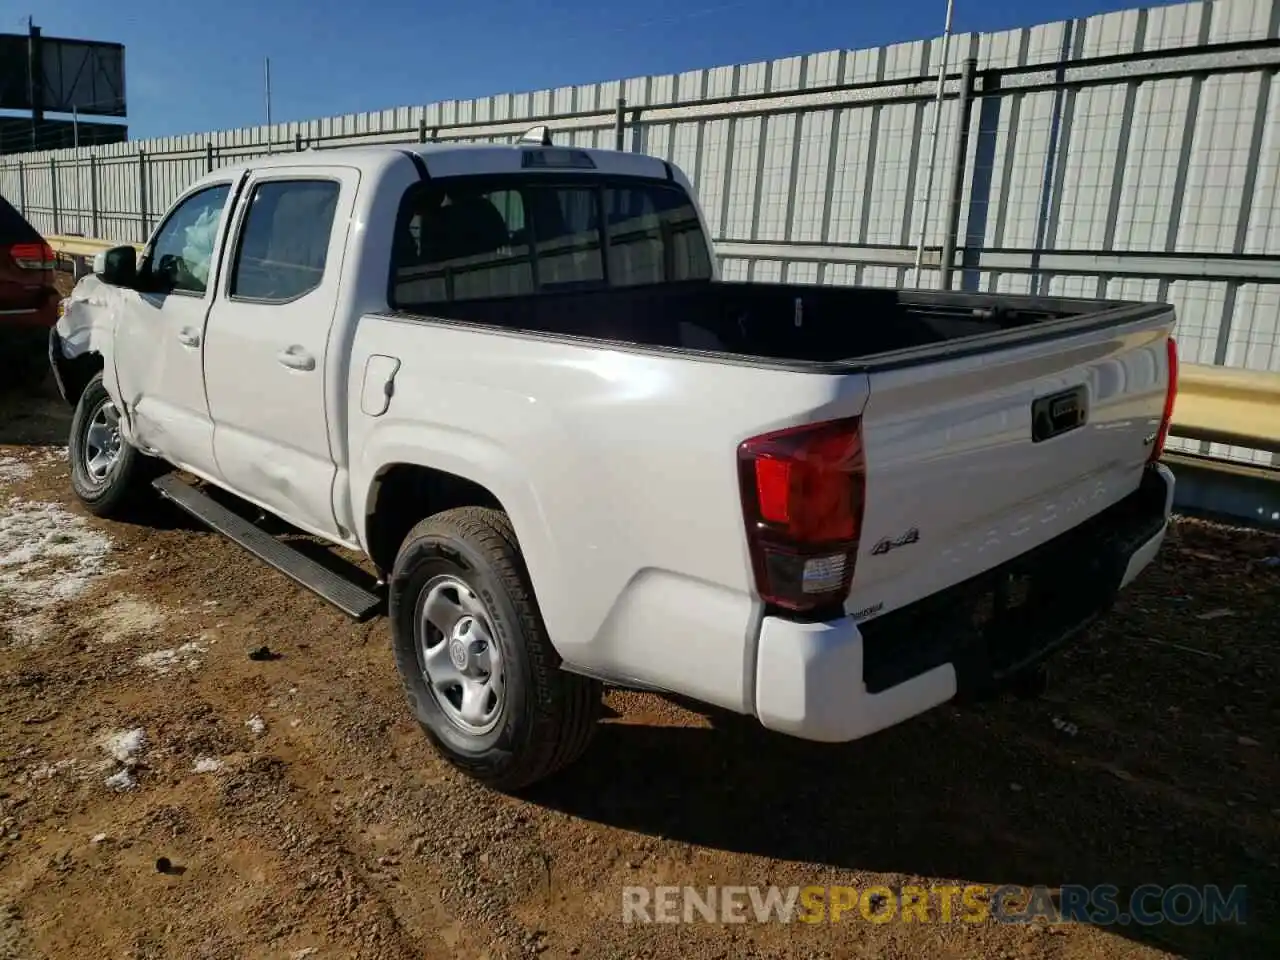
2 0 1279 464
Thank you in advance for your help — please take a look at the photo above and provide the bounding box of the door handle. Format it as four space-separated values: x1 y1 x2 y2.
277 345 316 372
177 327 201 347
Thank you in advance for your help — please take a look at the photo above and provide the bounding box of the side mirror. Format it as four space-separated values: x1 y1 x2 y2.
95 245 138 287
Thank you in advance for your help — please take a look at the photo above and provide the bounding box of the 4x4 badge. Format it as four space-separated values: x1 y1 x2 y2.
871 527 920 556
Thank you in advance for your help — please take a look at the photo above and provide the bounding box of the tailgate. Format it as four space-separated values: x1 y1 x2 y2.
848 305 1175 619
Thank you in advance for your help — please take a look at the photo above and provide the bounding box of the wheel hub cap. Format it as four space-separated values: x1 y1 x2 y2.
83 400 123 483
416 577 505 735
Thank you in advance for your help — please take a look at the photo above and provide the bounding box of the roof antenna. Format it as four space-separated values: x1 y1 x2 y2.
518 125 553 146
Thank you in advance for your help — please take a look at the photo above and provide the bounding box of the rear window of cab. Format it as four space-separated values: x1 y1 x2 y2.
388 175 714 308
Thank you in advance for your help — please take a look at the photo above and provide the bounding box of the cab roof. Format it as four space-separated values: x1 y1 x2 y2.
208 140 674 185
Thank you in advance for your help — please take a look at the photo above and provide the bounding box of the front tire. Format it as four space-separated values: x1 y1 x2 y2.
68 373 159 518
389 507 601 791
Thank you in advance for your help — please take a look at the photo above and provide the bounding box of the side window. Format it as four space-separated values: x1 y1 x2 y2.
145 184 231 295
230 180 340 302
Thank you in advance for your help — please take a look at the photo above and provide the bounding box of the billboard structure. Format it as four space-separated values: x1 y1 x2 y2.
0 23 127 125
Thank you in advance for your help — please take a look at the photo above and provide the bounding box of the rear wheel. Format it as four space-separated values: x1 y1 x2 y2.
389 507 601 791
68 372 161 518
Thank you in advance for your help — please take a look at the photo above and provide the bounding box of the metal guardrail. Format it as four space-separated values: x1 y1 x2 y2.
46 235 1280 458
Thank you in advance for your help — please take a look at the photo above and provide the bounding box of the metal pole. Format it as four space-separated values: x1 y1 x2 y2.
615 98 626 151
89 154 100 239
939 57 977 291
49 157 59 234
265 57 273 154
138 150 149 242
27 20 42 149
73 105 80 148
912 0 955 287
206 142 214 173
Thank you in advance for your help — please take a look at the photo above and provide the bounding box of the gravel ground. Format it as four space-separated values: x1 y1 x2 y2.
0 380 1277 960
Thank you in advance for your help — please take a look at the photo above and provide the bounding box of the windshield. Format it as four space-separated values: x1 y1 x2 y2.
389 175 714 308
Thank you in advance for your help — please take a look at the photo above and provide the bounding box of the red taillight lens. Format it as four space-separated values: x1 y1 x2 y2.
9 241 56 271
738 417 866 614
1149 336 1178 463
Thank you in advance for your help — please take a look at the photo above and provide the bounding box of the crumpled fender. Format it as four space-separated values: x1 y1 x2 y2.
51 274 133 427
54 274 124 362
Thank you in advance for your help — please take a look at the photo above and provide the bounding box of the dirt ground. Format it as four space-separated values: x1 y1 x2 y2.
1 379 1277 960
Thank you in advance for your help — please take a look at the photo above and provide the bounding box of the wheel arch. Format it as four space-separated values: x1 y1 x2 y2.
50 341 105 409
364 462 506 576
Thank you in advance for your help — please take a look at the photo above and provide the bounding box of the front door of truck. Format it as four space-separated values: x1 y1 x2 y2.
202 166 358 540
114 177 242 479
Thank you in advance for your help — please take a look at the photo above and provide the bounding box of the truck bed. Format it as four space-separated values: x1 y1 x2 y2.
406 279 1157 368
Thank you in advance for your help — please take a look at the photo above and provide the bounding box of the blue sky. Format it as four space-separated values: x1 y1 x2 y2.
7 0 1174 141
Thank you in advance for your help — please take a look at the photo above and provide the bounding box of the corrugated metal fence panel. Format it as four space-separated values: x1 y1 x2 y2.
1 0 1278 462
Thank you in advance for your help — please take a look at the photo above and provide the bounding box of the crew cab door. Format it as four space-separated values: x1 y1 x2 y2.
114 177 242 478
202 166 357 539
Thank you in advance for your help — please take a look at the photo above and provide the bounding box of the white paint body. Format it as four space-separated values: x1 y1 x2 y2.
56 142 1175 742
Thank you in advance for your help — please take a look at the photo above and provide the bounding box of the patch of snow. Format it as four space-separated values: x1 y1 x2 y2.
103 768 136 792
192 757 223 774
0 457 32 484
245 715 266 736
136 640 206 675
91 597 167 645
0 497 114 644
101 728 146 764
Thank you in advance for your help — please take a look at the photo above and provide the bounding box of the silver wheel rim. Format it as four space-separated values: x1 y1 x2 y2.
415 575 505 736
83 399 123 484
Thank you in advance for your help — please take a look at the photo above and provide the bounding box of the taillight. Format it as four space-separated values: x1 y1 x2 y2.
737 417 866 614
1149 336 1178 463
9 241 56 271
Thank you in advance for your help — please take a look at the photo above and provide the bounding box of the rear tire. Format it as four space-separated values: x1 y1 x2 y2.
68 372 162 518
389 507 601 791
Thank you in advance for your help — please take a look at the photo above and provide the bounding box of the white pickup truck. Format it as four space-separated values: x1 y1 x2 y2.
50 133 1178 790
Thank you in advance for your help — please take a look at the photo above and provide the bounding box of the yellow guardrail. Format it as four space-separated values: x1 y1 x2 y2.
46 236 1280 455
48 234 141 262
1174 363 1280 454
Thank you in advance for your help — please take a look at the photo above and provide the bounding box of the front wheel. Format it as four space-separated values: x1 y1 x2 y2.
68 372 160 518
389 507 601 791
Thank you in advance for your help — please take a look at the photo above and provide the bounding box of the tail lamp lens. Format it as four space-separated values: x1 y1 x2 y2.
1149 336 1178 463
10 242 56 271
738 417 866 614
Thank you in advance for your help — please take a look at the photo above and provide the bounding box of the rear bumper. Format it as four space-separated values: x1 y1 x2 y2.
754 462 1175 742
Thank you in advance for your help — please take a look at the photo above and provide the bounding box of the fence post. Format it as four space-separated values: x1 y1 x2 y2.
89 154 100 239
16 159 26 216
50 157 60 235
138 150 149 242
615 97 627 151
939 57 978 291
205 142 214 173
295 131 302 151
418 116 427 143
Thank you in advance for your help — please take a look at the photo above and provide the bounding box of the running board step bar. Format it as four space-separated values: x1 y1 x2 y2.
152 474 382 621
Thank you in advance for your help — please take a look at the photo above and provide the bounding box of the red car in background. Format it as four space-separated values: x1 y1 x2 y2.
1 194 60 386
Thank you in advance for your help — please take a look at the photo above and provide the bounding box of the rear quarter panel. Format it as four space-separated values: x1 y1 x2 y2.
346 317 870 711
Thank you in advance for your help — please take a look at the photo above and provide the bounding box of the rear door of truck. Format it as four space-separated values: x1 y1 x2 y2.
849 303 1177 623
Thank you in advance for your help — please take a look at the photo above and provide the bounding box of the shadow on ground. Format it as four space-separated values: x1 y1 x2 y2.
530 701 1276 959
0 376 70 447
